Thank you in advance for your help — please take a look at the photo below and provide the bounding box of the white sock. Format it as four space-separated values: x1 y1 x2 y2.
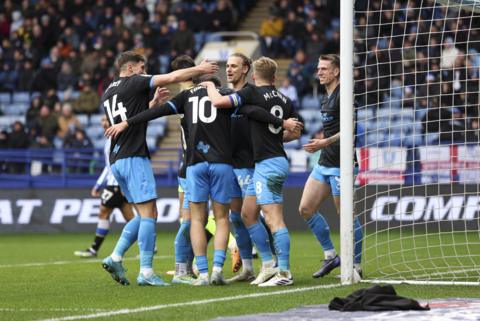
354 263 361 270
199 272 209 279
175 262 187 276
262 259 275 270
242 259 253 271
325 250 336 260
140 268 154 278
212 266 222 273
110 253 122 262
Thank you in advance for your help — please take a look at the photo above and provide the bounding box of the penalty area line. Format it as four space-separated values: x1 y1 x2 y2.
32 283 343 321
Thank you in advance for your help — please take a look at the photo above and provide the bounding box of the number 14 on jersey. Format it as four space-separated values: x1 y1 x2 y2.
104 94 128 124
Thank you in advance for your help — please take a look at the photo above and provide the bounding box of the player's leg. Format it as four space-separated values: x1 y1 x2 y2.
173 179 196 284
208 163 234 285
187 162 211 285
299 172 339 278
229 196 244 273
254 157 292 287
330 176 363 277
102 162 139 285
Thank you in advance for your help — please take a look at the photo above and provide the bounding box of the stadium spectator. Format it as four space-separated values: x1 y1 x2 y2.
0 62 18 92
34 105 59 143
57 103 81 140
210 0 234 32
281 11 306 58
26 95 43 129
259 10 284 57
171 19 195 59
73 83 100 115
279 78 299 109
63 128 93 173
7 120 29 174
57 61 78 92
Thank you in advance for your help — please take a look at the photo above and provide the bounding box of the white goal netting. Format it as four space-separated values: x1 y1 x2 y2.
353 0 480 284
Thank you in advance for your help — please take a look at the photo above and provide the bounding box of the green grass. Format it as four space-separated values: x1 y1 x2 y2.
1 231 479 321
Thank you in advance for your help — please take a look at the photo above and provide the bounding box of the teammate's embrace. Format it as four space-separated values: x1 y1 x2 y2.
100 50 217 286
204 57 302 286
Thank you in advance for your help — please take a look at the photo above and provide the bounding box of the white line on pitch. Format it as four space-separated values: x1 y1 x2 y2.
0 308 108 312
0 256 171 269
32 283 343 321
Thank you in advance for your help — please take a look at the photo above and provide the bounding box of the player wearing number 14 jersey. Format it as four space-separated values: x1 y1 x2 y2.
100 50 217 286
204 57 302 286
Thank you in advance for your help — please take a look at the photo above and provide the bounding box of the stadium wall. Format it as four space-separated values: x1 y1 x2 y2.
1 185 479 233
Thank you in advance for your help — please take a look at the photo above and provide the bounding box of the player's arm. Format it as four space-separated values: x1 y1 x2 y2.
239 104 303 132
105 102 179 138
92 166 108 197
151 60 218 87
303 132 340 153
202 81 234 108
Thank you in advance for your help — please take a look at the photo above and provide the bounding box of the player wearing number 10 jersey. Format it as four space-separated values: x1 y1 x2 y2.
106 74 300 286
100 50 217 287
205 57 302 286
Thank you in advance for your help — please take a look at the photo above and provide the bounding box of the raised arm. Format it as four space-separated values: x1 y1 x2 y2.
239 104 303 132
202 81 233 108
105 102 178 138
152 60 218 87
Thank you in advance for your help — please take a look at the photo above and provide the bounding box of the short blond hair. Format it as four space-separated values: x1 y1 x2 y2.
253 57 277 82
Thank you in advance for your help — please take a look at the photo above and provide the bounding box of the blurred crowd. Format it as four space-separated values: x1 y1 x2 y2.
354 0 480 143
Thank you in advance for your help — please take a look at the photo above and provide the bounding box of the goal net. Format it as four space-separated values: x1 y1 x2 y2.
351 0 480 285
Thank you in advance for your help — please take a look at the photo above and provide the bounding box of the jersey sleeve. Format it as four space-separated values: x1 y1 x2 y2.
227 85 253 108
238 104 283 127
128 74 153 93
127 102 178 126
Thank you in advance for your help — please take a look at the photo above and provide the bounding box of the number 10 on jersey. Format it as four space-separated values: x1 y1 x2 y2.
104 94 128 124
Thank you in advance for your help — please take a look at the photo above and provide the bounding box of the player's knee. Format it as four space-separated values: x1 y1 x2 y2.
298 204 314 220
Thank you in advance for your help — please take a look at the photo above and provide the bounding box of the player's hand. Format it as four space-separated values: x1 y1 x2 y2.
150 87 170 108
198 81 215 88
303 138 331 153
105 121 128 139
91 186 100 197
283 118 303 133
198 59 219 74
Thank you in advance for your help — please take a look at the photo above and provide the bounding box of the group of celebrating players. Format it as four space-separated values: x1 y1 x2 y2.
74 49 363 287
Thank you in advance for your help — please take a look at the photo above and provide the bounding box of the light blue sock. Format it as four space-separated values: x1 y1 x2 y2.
354 217 363 264
113 215 140 258
230 212 253 259
174 220 191 263
273 228 290 271
306 212 334 252
260 215 276 255
196 255 208 274
138 217 156 269
213 249 226 268
247 221 273 263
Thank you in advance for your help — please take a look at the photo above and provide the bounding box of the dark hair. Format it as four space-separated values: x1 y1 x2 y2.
115 51 146 71
195 74 222 87
230 53 252 74
319 54 340 70
171 55 195 71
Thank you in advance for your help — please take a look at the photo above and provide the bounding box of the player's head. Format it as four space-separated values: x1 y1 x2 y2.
116 51 146 76
252 57 277 84
101 115 110 130
171 55 196 82
317 54 340 86
171 55 195 70
195 74 222 87
226 53 251 86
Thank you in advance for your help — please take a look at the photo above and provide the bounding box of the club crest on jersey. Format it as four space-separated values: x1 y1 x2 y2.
113 144 120 154
321 112 334 122
196 141 210 154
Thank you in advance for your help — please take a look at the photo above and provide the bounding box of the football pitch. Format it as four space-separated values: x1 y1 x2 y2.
1 231 479 321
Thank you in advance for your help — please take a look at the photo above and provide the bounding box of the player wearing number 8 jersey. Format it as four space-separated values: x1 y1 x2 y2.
204 57 302 286
100 51 217 287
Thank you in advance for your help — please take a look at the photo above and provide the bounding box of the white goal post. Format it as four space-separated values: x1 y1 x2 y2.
341 0 480 285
